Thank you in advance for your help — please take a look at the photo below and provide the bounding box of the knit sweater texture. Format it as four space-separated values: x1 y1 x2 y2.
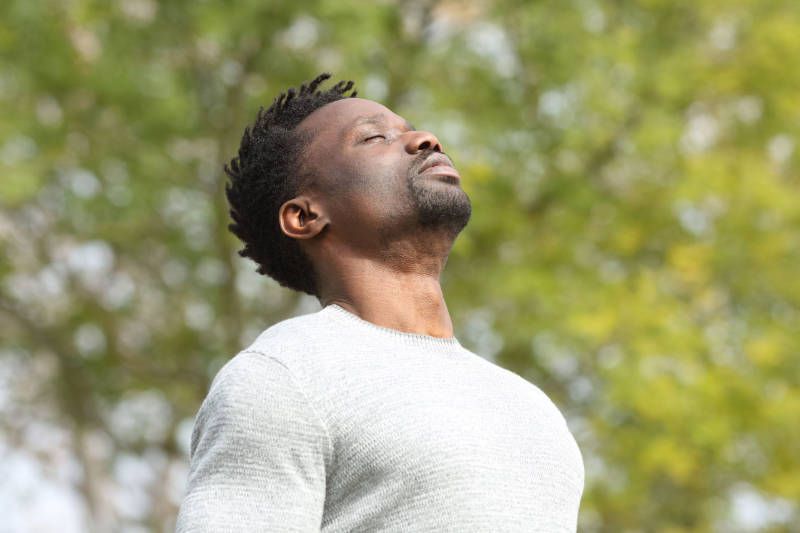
176 304 584 532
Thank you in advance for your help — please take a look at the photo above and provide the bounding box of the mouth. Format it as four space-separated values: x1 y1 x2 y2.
417 154 461 183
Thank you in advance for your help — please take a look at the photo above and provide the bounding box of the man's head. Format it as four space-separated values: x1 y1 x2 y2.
225 73 471 297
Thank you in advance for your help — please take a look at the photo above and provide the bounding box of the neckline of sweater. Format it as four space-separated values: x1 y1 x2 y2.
322 304 465 352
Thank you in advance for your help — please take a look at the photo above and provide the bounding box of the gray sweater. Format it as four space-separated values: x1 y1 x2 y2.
176 304 584 532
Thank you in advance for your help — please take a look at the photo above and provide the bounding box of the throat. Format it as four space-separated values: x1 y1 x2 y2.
318 262 454 339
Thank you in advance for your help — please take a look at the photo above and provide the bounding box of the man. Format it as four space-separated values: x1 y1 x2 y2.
176 73 584 532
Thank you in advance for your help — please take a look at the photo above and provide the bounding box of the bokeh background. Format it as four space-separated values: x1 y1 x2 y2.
2 0 799 531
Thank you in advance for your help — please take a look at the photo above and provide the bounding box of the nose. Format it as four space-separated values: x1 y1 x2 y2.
404 130 442 154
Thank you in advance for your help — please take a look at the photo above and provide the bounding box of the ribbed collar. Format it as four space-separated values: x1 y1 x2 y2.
322 304 465 354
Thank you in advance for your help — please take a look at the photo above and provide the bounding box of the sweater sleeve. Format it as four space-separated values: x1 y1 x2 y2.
175 351 331 533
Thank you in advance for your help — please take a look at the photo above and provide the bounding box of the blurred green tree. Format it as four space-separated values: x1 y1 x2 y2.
1 0 798 531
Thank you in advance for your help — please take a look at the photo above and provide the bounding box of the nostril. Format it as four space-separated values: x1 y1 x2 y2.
419 140 431 151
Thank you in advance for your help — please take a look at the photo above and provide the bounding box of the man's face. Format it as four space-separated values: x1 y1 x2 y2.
296 98 471 247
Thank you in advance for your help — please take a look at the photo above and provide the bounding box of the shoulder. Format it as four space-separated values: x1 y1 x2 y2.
197 351 300 441
206 350 290 400
241 308 331 363
196 308 334 433
190 350 329 459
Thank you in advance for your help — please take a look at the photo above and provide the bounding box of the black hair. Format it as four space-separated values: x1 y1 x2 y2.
224 73 357 296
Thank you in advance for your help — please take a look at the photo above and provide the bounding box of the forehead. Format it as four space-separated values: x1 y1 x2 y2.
297 97 408 135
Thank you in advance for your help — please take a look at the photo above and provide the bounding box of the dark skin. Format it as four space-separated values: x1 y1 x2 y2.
278 98 470 338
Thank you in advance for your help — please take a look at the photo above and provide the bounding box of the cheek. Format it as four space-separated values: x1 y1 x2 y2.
322 147 414 224
345 150 407 197
332 169 413 227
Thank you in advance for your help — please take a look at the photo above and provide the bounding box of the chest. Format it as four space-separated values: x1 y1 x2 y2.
325 361 584 500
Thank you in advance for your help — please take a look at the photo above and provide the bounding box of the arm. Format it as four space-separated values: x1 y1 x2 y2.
176 351 331 532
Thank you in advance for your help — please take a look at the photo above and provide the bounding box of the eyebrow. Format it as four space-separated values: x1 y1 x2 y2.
349 113 416 133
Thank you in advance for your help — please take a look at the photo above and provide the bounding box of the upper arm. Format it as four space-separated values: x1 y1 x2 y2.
176 352 330 532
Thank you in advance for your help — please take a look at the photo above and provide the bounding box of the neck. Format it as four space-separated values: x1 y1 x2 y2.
315 242 455 338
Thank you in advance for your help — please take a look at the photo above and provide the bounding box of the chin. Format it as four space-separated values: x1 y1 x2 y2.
411 182 472 236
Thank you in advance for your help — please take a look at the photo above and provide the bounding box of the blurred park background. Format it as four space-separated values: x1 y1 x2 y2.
1 0 799 531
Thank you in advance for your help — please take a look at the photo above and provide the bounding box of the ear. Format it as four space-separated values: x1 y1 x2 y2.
278 195 329 240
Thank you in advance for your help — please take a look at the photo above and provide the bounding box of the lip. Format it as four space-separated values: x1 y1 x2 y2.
418 155 461 182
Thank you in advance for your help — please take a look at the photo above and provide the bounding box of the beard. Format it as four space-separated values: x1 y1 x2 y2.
406 151 472 238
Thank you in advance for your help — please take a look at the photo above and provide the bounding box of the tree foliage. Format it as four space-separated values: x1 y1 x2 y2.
1 0 798 530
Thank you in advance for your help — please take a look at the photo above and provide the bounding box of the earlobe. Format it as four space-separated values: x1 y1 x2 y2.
279 196 328 240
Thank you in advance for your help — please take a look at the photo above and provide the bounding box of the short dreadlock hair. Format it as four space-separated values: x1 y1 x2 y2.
225 73 358 296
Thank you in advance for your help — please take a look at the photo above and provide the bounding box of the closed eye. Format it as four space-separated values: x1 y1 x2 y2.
364 134 386 142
